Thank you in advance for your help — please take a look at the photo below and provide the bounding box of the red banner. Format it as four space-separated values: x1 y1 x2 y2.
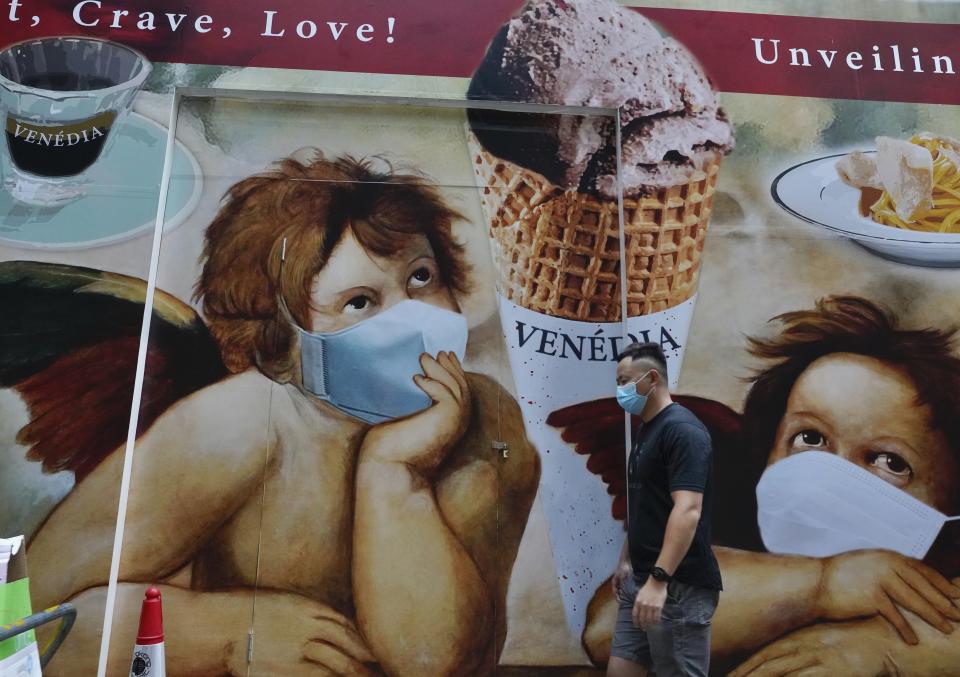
3 2 960 105
644 8 960 107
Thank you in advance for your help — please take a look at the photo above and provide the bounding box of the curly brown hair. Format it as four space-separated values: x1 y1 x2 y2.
741 295 960 508
195 152 469 375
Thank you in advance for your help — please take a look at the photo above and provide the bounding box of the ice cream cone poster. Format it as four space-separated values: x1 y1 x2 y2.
466 0 732 634
2 0 960 675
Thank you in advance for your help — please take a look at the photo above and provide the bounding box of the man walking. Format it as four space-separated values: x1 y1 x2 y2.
607 343 722 677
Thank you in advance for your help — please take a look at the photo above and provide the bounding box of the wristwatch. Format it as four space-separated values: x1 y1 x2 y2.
649 566 673 583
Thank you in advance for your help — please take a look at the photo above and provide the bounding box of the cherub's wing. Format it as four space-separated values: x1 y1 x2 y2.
674 395 763 551
0 261 227 480
546 395 761 549
546 398 635 521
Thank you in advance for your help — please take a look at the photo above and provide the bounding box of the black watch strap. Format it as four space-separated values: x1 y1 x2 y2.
650 566 673 583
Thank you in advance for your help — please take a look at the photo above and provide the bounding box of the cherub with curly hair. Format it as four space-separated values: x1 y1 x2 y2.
551 296 960 675
6 153 539 676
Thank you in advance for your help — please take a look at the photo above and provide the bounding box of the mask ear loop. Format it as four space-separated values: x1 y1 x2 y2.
269 239 325 398
644 370 658 398
272 238 317 334
626 369 656 396
276 235 288 342
274 237 296 329
254 237 296 382
276 235 286 329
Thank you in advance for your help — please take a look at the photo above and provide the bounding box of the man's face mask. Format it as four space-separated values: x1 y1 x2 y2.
756 450 960 559
292 299 468 424
616 371 655 415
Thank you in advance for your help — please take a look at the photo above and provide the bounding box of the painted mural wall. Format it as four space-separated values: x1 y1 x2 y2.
2 0 960 675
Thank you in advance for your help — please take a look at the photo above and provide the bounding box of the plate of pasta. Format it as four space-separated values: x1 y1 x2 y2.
772 133 960 267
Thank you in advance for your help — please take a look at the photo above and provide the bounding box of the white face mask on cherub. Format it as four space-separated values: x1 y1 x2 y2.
756 451 960 559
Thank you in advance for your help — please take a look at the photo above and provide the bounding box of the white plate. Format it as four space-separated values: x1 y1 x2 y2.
771 152 960 267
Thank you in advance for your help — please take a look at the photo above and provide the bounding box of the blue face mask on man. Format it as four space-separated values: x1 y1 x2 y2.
616 370 656 415
291 299 468 424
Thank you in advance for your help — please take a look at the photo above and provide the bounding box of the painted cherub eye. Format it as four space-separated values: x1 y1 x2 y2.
791 429 828 449
344 295 371 312
869 451 913 478
408 266 433 289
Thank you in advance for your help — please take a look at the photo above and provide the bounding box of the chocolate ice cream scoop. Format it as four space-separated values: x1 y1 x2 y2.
467 0 733 197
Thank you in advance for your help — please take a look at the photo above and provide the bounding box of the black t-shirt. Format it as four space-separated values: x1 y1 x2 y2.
627 403 723 590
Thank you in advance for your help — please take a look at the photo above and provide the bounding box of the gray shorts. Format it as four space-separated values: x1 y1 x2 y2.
610 575 719 677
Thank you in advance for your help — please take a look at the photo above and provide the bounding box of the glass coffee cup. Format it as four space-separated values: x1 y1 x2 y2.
0 36 152 206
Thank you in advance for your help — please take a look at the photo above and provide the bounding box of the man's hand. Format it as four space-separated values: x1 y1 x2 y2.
233 592 376 676
611 561 633 596
359 351 472 472
632 578 668 630
815 549 960 644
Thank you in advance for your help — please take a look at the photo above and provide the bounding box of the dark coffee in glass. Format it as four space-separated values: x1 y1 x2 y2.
0 37 151 205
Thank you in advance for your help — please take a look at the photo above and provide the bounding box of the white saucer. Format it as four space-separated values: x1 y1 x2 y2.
0 112 202 250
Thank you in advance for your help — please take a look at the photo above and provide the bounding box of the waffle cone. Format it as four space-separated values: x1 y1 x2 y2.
469 132 720 322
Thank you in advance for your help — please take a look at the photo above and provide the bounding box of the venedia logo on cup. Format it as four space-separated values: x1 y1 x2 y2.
0 36 151 205
5 111 116 177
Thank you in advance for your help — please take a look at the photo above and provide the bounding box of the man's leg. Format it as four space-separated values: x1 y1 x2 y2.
607 576 653 677
607 656 650 677
646 582 718 677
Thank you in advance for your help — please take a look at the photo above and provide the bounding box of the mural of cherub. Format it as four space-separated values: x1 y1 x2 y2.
550 295 960 676
2 153 540 676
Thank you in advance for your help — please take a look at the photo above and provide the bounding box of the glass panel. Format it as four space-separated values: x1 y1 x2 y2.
103 90 623 676
102 91 262 674
0 34 166 674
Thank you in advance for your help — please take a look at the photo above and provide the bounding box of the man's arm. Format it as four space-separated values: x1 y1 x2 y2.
654 489 703 576
633 422 712 628
656 421 713 578
611 539 632 595
633 489 703 627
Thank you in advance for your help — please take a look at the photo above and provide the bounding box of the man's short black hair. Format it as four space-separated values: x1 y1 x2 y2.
616 342 669 380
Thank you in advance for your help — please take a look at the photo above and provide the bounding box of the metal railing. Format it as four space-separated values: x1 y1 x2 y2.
0 603 76 668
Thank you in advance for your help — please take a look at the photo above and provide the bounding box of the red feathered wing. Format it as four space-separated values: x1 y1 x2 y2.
546 395 749 534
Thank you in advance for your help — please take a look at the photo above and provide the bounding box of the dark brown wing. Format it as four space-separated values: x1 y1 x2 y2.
546 394 760 549
674 395 762 551
0 261 227 480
